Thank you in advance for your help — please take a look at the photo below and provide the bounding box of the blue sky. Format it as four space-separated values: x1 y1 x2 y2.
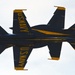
0 0 75 75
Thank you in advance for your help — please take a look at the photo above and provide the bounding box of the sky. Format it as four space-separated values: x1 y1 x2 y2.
0 0 75 75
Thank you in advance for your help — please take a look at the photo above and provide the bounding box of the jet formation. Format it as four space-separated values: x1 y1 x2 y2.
0 6 75 70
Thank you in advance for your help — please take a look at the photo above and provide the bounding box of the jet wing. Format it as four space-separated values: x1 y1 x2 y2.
13 46 32 70
48 42 62 60
47 6 65 31
12 9 31 34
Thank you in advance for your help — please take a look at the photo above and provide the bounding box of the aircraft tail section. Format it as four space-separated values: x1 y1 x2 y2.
0 26 8 35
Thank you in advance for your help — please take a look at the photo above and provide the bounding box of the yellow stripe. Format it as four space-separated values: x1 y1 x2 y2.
32 28 68 36
54 6 65 10
48 57 59 60
14 9 27 13
51 57 59 60
15 67 28 70
15 67 24 70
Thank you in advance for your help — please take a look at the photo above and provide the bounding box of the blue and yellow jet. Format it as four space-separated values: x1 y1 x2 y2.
0 6 75 70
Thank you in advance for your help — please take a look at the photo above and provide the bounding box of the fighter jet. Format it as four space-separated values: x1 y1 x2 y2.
0 6 75 70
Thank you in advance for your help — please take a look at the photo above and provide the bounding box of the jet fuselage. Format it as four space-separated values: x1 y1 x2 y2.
0 25 73 48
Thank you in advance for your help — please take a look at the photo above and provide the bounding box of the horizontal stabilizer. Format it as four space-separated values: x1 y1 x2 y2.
48 42 62 60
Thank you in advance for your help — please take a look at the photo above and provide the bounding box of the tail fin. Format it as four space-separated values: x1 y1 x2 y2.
0 26 8 35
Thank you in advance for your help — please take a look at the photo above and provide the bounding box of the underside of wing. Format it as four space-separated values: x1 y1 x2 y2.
47 6 65 31
48 42 62 60
13 45 32 70
12 9 31 34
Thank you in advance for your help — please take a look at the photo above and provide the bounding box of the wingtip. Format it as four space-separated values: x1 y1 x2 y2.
48 57 60 60
54 6 65 10
15 67 28 71
14 9 27 12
